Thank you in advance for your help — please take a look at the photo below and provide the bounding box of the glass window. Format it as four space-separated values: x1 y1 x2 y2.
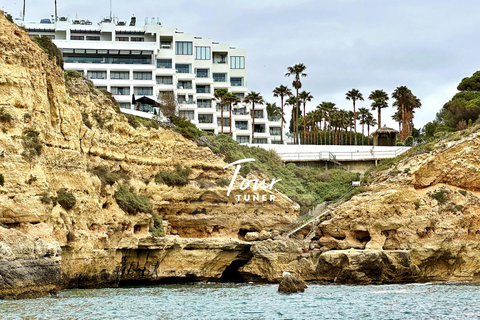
196 85 210 93
237 136 250 144
213 73 227 82
156 76 173 84
110 71 129 80
179 110 194 120
235 93 245 99
230 56 245 69
217 118 230 126
195 46 211 60
216 104 229 112
197 99 212 108
196 68 209 78
177 81 192 89
87 71 106 79
175 41 193 55
70 35 84 40
254 110 264 119
198 114 213 124
235 121 248 130
233 107 248 115
116 37 129 41
111 87 130 95
176 64 191 74
157 59 172 68
86 36 100 41
270 127 281 136
119 102 131 109
230 77 243 86
253 138 267 144
254 124 265 133
134 87 153 95
133 72 152 80
131 37 144 42
160 41 171 48
64 54 151 65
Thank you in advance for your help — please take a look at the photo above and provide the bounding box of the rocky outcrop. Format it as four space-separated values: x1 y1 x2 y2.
278 271 307 293
0 226 61 299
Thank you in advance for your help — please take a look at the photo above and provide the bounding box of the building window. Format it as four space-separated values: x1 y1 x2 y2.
176 64 191 74
237 136 250 144
116 37 129 41
253 138 267 144
133 72 152 80
156 76 173 84
175 41 193 55
216 105 229 112
213 73 227 82
197 99 212 108
110 71 129 80
111 87 130 95
195 46 211 60
196 85 210 94
179 110 194 120
86 36 100 41
177 81 193 89
196 68 209 78
160 41 171 49
233 107 248 115
157 59 172 68
131 37 144 42
254 110 264 119
134 87 153 95
230 56 245 69
230 77 243 87
254 124 265 133
119 102 131 109
235 93 245 99
217 118 230 127
87 71 106 79
270 127 281 136
198 114 213 124
235 121 248 130
70 35 84 40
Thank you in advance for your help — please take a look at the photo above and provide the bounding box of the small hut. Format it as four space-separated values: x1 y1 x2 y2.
372 125 399 146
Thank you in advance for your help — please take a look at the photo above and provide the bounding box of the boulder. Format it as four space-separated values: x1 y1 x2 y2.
245 232 259 241
278 271 307 294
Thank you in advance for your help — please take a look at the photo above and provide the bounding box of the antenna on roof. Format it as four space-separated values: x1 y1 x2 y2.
22 0 25 21
109 0 112 20
54 0 57 22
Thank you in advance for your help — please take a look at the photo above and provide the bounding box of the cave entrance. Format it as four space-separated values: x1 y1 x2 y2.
219 256 252 283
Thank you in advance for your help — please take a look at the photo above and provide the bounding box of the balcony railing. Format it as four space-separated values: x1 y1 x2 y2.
178 100 196 105
177 84 193 89
268 116 281 121
233 110 249 115
235 125 248 130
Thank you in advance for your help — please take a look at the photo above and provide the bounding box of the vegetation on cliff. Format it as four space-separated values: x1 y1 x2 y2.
33 36 64 69
114 185 152 214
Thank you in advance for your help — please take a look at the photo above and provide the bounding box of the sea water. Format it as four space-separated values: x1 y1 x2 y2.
1 283 479 319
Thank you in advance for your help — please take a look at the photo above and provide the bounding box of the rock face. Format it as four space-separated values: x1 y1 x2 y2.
0 13 298 298
278 271 307 294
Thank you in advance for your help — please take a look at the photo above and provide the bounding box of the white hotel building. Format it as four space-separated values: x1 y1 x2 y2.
22 16 284 144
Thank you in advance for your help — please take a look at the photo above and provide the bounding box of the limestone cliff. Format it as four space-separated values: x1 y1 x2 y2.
0 12 298 298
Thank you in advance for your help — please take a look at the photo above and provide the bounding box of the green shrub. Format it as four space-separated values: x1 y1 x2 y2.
428 190 448 204
450 205 463 212
459 190 467 197
404 136 414 146
0 173 4 186
57 189 76 210
5 13 13 23
21 129 42 161
173 116 205 140
93 113 104 128
89 165 130 188
424 142 435 152
155 165 191 187
0 108 12 124
82 112 92 129
216 177 230 187
24 113 31 122
114 185 152 214
40 193 52 204
151 214 165 237
126 114 140 129
33 36 64 69
414 201 421 209
64 70 83 82
99 89 120 113
396 141 404 146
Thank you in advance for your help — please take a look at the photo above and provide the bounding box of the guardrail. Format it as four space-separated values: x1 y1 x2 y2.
277 147 410 161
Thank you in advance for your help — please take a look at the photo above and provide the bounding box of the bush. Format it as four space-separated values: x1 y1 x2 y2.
40 193 52 204
459 190 467 197
0 108 12 124
428 190 448 204
5 13 13 23
81 112 92 129
404 136 414 146
93 113 104 128
126 114 140 129
24 113 31 122
33 36 64 69
173 116 205 140
151 214 165 237
155 165 191 187
0 173 4 186
216 177 230 187
198 179 216 189
21 129 42 161
114 184 152 214
64 70 83 82
57 189 76 210
89 165 130 188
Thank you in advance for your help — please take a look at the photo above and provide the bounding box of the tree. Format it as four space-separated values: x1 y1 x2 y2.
273 85 292 143
346 89 364 145
392 108 402 132
266 102 282 120
364 113 377 145
285 63 307 143
214 88 228 134
358 107 369 145
368 89 389 129
286 95 300 137
223 92 240 137
319 102 335 145
314 108 326 145
298 91 314 144
392 86 421 141
347 110 354 145
244 91 265 143
158 91 177 121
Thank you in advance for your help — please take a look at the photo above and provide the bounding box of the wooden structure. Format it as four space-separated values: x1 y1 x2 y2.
372 126 399 146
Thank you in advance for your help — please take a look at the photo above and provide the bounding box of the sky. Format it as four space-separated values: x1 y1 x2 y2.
3 0 480 130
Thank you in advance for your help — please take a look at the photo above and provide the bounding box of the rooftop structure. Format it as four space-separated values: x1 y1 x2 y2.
21 16 284 144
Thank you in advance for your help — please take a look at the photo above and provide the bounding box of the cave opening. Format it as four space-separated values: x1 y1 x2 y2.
219 257 252 283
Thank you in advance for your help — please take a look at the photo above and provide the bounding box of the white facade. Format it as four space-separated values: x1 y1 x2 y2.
23 17 284 144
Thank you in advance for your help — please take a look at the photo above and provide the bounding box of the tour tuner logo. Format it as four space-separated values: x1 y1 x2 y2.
223 158 281 202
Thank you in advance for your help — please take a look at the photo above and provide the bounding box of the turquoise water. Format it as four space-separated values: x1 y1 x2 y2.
1 283 479 319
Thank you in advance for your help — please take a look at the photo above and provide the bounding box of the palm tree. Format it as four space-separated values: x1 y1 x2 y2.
338 110 348 145
214 88 228 134
313 108 325 145
368 89 389 129
224 92 240 137
392 86 421 141
346 89 364 145
285 63 307 143
347 110 354 145
285 95 299 139
392 108 402 132
273 85 292 143
298 91 314 144
319 102 335 145
358 107 369 145
244 91 265 143
365 113 377 145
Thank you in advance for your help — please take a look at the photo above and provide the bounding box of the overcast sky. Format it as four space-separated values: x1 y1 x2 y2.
3 0 480 129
